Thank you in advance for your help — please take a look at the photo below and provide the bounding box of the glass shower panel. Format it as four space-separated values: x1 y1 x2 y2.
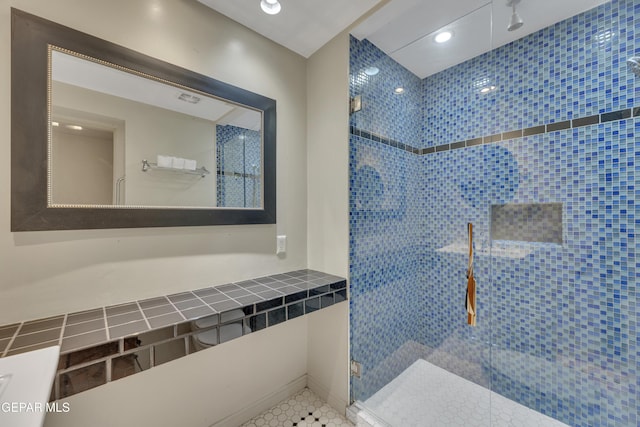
488 1 638 426
349 33 428 408
350 0 638 426
216 126 261 208
349 4 495 425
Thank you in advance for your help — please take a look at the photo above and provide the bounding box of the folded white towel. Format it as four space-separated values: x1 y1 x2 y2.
171 157 185 169
184 159 197 171
157 155 172 168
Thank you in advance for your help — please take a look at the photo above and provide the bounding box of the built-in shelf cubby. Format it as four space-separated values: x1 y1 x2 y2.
491 203 563 244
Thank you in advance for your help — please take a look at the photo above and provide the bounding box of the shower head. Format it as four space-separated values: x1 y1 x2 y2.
507 0 524 32
628 57 640 77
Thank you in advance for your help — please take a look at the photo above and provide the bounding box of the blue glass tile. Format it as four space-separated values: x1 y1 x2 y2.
349 1 639 426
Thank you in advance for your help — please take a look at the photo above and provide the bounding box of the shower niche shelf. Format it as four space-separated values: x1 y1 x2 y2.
436 242 535 259
491 202 563 244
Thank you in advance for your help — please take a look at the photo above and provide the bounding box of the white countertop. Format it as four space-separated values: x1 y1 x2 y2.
0 346 60 427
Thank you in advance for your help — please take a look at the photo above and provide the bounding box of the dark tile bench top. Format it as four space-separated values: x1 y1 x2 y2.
0 269 347 358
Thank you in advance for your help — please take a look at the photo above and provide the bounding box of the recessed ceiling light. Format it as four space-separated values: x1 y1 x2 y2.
480 86 497 94
51 121 59 127
364 66 380 76
66 125 83 131
434 31 453 44
594 29 615 45
260 0 281 15
394 87 405 94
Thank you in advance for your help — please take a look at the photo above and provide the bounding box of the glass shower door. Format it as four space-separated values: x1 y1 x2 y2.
349 1 638 426
488 1 637 426
216 126 261 208
348 3 495 424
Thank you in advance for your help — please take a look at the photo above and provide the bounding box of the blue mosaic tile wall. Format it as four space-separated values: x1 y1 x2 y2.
215 125 261 207
349 134 427 399
423 52 497 148
424 0 640 147
349 1 638 426
421 122 638 426
349 38 423 148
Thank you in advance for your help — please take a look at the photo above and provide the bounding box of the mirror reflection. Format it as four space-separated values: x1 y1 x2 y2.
49 48 263 209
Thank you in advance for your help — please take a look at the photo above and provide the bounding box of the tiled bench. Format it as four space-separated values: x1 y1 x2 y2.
0 270 347 400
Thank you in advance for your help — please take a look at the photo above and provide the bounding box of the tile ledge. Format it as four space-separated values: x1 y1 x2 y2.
0 269 348 401
0 269 348 358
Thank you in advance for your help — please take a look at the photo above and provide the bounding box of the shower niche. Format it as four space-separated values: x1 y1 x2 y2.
490 202 563 244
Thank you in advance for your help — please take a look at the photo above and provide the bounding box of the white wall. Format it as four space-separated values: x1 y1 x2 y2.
1 0 307 323
304 3 393 412
45 315 310 427
51 127 114 205
306 31 350 277
306 31 351 412
53 81 218 207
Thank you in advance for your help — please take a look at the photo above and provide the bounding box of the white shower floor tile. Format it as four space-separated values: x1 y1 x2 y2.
358 359 570 427
242 388 354 427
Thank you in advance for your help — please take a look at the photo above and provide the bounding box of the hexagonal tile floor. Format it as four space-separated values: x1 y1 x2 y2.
241 388 354 427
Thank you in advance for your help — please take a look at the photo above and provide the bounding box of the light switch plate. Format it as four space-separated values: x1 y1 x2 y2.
276 235 286 254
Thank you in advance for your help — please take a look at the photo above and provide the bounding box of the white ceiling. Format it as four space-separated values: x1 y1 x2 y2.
197 0 384 58
198 0 611 79
52 50 261 131
353 0 610 78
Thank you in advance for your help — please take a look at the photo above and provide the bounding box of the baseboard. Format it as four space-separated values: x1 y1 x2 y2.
307 374 349 416
209 375 307 427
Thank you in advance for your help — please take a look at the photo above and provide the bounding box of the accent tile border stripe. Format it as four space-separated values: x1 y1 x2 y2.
350 127 421 154
351 107 640 154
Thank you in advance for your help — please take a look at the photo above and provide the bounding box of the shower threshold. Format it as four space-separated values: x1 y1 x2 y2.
350 359 569 427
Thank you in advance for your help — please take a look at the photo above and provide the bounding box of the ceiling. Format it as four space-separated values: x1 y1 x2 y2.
197 0 384 58
198 0 610 79
52 50 261 131
353 0 609 78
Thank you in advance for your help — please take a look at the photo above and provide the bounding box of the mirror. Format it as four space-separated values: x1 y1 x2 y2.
11 9 276 231
50 49 263 209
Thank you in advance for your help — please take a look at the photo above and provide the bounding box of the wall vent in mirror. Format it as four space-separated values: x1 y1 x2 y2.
491 203 563 244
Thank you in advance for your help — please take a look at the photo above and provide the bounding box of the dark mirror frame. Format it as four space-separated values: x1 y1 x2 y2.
11 8 276 231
